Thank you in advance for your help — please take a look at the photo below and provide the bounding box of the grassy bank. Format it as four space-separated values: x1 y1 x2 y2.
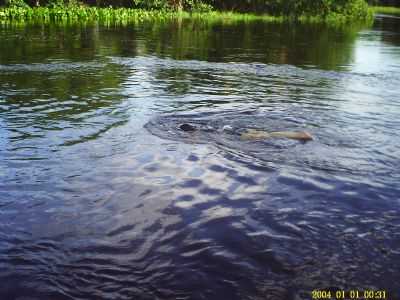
371 6 400 15
0 7 283 25
0 6 374 26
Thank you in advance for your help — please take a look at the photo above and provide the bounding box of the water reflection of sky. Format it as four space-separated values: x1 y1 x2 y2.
352 35 399 74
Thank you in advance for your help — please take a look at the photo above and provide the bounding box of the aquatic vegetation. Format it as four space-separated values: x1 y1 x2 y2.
0 7 186 26
371 6 400 15
0 7 290 26
0 0 373 16
0 0 374 24
0 7 192 23
0 5 374 26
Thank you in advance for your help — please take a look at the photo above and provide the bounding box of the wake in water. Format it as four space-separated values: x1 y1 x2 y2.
145 112 313 143
144 111 318 171
145 111 311 139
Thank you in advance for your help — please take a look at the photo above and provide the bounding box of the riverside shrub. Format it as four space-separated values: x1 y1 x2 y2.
0 0 372 19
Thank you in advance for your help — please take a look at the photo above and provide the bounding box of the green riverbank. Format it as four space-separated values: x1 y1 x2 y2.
371 6 400 15
0 7 282 25
0 6 374 26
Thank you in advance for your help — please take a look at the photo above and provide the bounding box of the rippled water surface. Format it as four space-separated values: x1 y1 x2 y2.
1 16 400 300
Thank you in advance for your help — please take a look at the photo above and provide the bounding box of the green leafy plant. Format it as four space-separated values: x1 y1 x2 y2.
0 0 373 24
5 0 29 7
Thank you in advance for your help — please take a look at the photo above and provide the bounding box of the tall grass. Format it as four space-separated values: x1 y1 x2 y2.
0 7 302 26
0 7 182 24
0 6 375 26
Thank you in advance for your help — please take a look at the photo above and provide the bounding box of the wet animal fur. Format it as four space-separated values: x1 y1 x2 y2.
178 123 313 141
240 129 313 141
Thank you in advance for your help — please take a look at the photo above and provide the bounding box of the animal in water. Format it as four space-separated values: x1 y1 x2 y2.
179 123 197 132
178 123 313 141
240 128 313 141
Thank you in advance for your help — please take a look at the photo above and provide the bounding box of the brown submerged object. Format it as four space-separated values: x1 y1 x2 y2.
240 129 313 141
178 123 313 142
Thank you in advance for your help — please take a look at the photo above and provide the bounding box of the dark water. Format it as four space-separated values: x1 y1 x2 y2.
1 16 400 300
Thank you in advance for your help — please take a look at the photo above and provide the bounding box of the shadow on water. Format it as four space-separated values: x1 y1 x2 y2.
0 17 400 300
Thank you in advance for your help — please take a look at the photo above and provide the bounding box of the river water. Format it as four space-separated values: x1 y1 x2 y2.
0 15 399 300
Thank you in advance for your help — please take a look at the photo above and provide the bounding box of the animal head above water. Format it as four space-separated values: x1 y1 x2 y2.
179 123 197 132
